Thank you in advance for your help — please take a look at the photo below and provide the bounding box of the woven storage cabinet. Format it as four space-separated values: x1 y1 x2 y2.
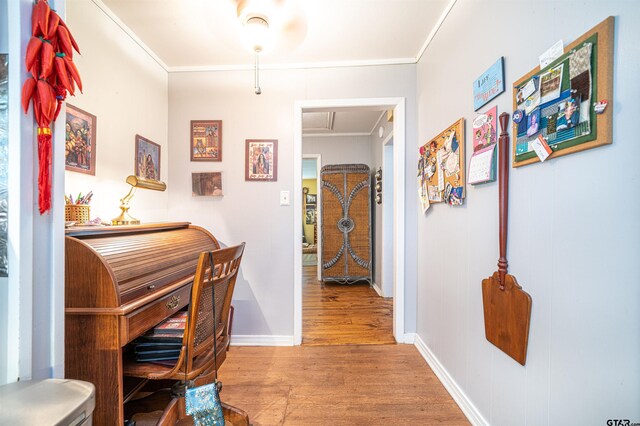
321 164 372 284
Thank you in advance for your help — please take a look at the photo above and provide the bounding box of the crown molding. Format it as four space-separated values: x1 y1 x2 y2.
416 0 458 62
168 57 417 73
91 0 169 72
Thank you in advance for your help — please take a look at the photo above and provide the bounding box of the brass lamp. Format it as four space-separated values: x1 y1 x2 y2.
112 175 166 225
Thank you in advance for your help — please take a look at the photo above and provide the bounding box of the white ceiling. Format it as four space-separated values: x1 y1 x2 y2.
96 0 453 70
302 110 385 136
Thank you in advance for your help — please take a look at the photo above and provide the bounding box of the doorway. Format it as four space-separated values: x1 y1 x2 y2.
293 98 406 345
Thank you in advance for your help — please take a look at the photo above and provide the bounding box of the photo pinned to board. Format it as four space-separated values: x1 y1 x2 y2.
556 96 580 131
526 108 541 137
539 63 564 104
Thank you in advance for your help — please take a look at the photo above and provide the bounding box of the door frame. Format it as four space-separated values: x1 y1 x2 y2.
293 97 406 344
302 153 322 280
380 132 394 297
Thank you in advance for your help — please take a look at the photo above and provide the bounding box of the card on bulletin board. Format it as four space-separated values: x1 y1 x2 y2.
417 118 465 206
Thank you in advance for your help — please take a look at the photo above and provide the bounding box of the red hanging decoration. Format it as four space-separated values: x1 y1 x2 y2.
21 0 82 214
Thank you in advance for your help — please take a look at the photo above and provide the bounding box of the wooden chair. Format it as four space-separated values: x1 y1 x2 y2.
123 243 248 424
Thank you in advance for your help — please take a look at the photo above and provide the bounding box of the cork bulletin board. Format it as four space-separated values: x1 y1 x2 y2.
512 16 614 167
418 118 466 206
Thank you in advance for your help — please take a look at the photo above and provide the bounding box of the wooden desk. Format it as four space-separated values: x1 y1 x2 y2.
64 222 219 425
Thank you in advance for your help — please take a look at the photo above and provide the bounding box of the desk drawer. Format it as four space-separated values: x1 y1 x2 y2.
120 284 191 345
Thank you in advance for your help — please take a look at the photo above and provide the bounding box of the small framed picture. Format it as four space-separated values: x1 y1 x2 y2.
305 194 317 205
245 139 277 181
65 104 97 175
192 172 223 196
191 120 222 161
305 205 316 224
135 135 161 180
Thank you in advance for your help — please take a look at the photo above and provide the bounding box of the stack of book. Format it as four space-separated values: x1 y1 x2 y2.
133 310 187 362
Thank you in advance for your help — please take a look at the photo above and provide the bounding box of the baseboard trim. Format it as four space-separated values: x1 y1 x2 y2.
396 332 415 344
371 282 383 297
414 334 488 426
230 335 295 346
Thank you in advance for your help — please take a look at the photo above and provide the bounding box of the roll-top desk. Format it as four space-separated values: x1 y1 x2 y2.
64 222 219 425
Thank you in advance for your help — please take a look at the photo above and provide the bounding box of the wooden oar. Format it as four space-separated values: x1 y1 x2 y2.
482 113 532 365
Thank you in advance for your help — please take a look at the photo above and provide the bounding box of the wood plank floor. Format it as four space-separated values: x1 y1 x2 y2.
218 345 469 425
302 265 395 345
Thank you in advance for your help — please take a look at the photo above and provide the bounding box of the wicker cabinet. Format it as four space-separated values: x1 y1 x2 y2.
320 164 372 284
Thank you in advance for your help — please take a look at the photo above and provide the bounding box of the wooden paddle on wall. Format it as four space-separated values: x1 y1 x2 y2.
482 113 532 366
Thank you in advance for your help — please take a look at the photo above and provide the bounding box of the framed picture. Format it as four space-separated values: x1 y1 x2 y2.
305 205 316 224
65 104 97 175
135 134 161 180
305 194 317 205
191 120 222 161
192 172 223 196
245 139 277 181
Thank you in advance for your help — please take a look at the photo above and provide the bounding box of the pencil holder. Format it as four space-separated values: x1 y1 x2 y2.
65 204 90 223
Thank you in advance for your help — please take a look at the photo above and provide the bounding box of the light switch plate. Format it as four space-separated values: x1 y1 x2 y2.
280 190 290 206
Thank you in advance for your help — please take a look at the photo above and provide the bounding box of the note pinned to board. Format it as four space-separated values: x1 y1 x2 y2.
531 135 552 162
468 144 497 185
539 40 564 68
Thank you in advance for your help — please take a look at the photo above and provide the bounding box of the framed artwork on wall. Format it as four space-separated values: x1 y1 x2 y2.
192 172 223 196
305 205 316 224
245 139 277 181
65 104 97 175
135 134 161 181
191 120 222 161
305 194 317 205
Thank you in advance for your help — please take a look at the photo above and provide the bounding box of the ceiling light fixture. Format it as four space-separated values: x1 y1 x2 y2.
242 14 272 95
236 0 307 95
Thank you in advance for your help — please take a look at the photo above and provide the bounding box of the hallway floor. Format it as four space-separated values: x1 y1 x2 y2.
216 265 468 425
302 265 395 345
218 345 469 425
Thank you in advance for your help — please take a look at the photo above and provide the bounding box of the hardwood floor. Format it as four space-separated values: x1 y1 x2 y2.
302 265 395 345
218 345 469 425
215 264 468 424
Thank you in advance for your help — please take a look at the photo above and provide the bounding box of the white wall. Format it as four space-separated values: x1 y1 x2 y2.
416 1 640 424
369 118 393 295
168 65 418 338
303 135 372 167
65 0 169 223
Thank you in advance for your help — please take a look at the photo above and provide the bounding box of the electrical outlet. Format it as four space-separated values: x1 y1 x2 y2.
280 190 290 206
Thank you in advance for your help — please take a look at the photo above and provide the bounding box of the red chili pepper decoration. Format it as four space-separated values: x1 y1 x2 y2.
21 0 81 214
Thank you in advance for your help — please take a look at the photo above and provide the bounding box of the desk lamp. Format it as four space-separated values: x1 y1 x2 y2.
112 175 166 225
